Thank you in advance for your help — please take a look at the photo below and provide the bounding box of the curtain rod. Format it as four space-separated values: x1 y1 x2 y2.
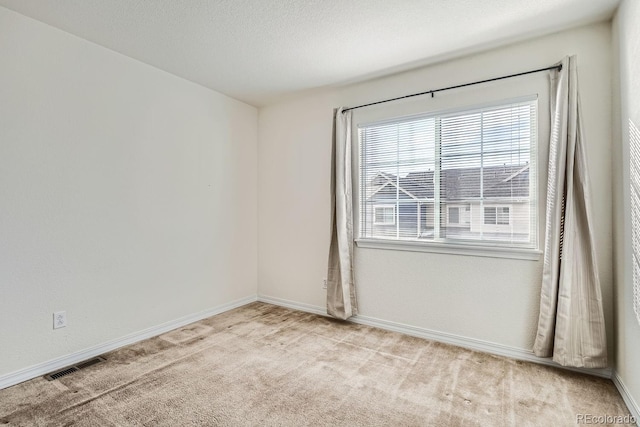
341 64 562 113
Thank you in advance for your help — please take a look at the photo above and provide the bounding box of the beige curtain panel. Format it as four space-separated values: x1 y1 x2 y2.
327 108 357 320
533 55 607 368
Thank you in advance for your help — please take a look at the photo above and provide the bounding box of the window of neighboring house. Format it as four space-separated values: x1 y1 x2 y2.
484 207 497 225
484 207 510 225
358 97 537 252
373 205 396 225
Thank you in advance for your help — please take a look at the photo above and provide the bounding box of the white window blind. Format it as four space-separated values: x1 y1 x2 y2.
630 118 640 325
359 98 537 250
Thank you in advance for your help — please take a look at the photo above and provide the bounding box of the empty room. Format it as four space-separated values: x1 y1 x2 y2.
0 0 639 425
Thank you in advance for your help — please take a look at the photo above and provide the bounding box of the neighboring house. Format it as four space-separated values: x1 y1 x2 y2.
364 164 531 242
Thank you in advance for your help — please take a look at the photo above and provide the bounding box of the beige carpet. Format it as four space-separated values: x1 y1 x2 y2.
0 302 632 426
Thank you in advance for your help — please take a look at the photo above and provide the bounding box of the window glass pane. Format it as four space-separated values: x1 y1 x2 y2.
498 207 510 225
448 207 459 224
360 117 435 240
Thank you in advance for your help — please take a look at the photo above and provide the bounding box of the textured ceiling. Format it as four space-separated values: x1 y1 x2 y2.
0 0 620 106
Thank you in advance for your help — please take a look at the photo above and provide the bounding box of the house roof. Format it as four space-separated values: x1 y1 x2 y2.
370 164 529 200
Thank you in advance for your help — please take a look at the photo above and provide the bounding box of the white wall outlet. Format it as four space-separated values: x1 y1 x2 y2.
323 278 327 289
53 311 67 329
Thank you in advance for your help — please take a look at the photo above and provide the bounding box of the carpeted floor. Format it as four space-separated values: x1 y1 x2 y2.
0 302 633 426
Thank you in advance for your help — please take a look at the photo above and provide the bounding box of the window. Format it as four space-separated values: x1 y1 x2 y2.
484 207 497 225
373 205 396 225
447 205 470 227
484 207 510 225
358 98 537 251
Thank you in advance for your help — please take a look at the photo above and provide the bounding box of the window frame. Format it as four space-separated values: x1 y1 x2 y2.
354 96 542 261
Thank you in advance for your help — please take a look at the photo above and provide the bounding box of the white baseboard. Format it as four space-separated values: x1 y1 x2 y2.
612 370 640 425
258 294 612 379
258 295 327 317
351 313 613 378
0 295 258 390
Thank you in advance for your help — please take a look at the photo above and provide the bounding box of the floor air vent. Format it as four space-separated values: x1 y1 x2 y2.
44 356 106 381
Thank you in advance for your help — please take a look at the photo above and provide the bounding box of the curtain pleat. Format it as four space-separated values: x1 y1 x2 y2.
533 56 607 368
327 108 357 320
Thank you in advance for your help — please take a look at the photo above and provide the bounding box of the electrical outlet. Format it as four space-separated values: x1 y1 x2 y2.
53 311 67 329
323 278 327 289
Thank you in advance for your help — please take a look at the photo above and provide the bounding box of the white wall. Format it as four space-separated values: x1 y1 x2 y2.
0 7 258 377
613 0 640 414
259 22 613 355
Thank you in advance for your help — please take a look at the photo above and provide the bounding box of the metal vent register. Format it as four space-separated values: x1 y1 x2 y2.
44 356 106 381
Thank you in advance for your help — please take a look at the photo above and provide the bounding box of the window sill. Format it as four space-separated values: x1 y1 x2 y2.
355 238 542 261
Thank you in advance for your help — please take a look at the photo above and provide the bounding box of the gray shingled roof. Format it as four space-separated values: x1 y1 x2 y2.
371 164 529 200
